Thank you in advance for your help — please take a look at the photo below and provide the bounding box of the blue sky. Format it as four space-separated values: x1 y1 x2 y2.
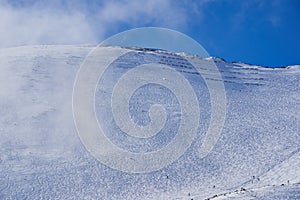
0 0 299 67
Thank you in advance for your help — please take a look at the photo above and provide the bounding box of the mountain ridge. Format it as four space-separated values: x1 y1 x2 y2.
1 44 299 69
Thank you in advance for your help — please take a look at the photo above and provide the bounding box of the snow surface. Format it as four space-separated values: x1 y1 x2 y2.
0 45 299 199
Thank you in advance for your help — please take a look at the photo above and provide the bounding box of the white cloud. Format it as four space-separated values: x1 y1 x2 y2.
0 2 97 47
98 0 186 27
0 0 192 48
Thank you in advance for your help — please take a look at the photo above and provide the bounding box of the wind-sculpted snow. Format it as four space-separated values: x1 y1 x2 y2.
0 45 299 199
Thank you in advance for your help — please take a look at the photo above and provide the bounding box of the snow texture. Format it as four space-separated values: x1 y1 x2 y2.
0 45 299 199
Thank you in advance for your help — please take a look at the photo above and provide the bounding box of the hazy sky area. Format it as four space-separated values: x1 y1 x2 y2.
0 0 299 67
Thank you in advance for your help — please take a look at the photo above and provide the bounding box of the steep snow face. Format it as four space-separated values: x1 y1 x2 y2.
0 45 299 199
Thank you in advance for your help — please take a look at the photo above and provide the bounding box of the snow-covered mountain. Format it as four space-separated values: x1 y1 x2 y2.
0 45 299 199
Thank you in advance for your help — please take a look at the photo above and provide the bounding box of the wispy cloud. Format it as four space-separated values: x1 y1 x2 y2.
0 0 195 48
0 1 97 47
230 0 285 31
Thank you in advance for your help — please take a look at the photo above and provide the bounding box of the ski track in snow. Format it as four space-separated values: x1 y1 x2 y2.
0 45 299 199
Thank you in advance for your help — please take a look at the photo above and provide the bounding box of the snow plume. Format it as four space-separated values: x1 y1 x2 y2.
0 0 188 48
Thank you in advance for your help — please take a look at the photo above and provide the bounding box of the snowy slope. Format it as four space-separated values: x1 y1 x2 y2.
0 45 299 199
